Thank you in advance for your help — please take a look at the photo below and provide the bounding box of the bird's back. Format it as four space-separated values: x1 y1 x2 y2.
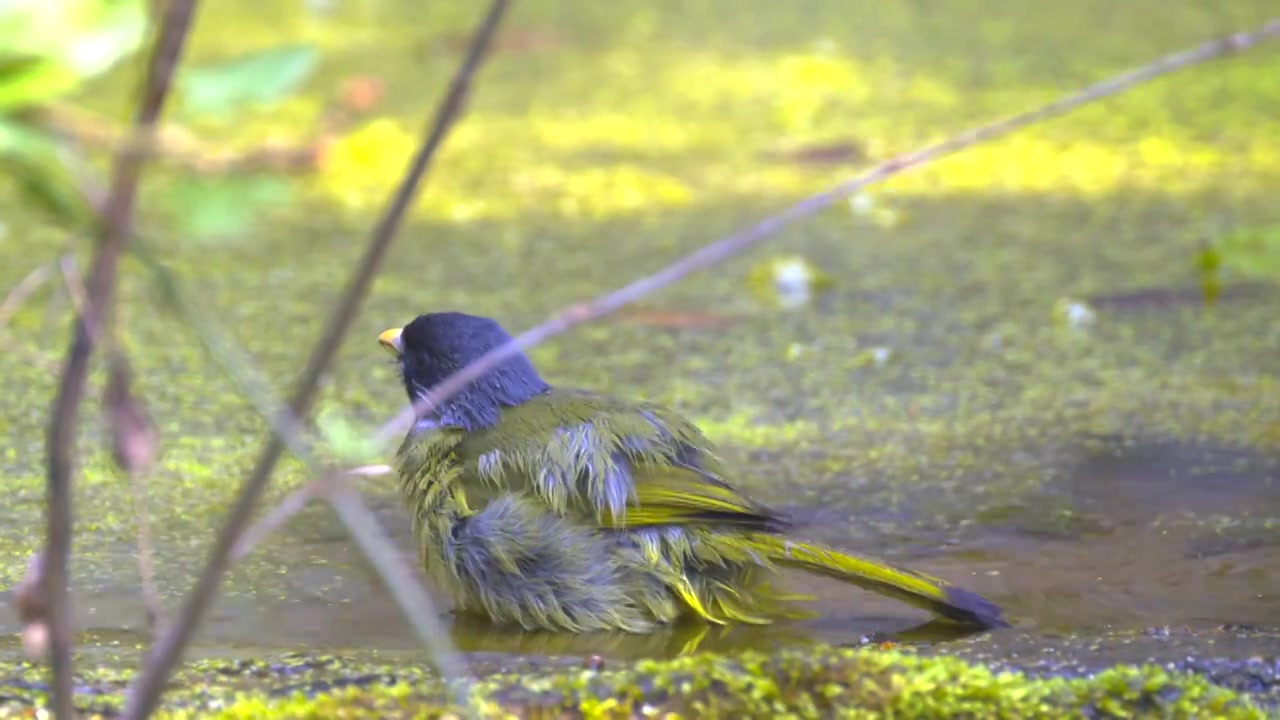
448 388 750 522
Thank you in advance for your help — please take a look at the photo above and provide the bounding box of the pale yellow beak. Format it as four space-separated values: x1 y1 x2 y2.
378 327 403 357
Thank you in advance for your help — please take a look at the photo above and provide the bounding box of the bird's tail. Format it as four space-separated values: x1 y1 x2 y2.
749 534 1008 630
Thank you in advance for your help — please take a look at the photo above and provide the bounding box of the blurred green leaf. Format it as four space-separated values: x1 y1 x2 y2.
0 0 148 111
179 44 320 116
1215 226 1280 279
162 173 293 243
316 408 382 465
0 117 92 226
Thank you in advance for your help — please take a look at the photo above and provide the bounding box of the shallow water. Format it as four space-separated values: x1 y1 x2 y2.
0 0 1277 671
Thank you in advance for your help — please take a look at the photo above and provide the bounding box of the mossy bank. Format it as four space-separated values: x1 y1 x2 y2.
0 643 1268 719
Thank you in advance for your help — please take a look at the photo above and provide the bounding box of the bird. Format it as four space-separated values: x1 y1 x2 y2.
378 311 1008 635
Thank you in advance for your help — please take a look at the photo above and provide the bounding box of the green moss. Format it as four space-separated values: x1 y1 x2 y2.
0 645 1256 719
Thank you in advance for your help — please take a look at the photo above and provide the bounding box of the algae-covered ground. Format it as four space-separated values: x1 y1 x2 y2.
0 0 1278 715
2 638 1277 718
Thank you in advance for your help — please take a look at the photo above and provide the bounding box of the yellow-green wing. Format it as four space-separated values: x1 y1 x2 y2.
611 461 785 531
453 388 784 530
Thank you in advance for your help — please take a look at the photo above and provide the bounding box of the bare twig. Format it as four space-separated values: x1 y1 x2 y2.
121 3 511 717
107 353 166 633
37 105 315 175
131 240 308 450
127 466 165 632
128 245 473 712
230 464 390 563
131 246 475 711
62 256 167 633
0 262 61 370
228 479 327 564
133 235 471 700
325 478 474 702
42 1 197 716
346 464 395 476
41 238 78 339
56 256 90 330
0 263 53 328
368 18 1280 450
35 74 386 177
0 260 60 370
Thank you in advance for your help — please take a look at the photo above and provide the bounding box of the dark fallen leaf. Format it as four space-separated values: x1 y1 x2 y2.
614 309 739 330
760 139 869 166
1086 282 1274 313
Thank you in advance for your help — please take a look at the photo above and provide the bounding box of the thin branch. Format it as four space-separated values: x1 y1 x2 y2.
227 478 327 564
57 255 90 326
108 351 166 634
133 235 472 702
0 261 60 371
35 75 385 177
131 239 309 450
127 459 165 632
127 243 473 708
324 478 475 705
369 18 1280 450
121 2 510 717
0 262 53 328
61 256 166 632
230 464 390 563
130 242 476 711
42 1 197 716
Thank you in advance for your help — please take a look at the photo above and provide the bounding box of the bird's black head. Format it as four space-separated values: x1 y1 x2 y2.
379 312 550 431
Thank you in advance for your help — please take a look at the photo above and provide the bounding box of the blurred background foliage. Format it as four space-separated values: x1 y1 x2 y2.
0 0 1277 275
